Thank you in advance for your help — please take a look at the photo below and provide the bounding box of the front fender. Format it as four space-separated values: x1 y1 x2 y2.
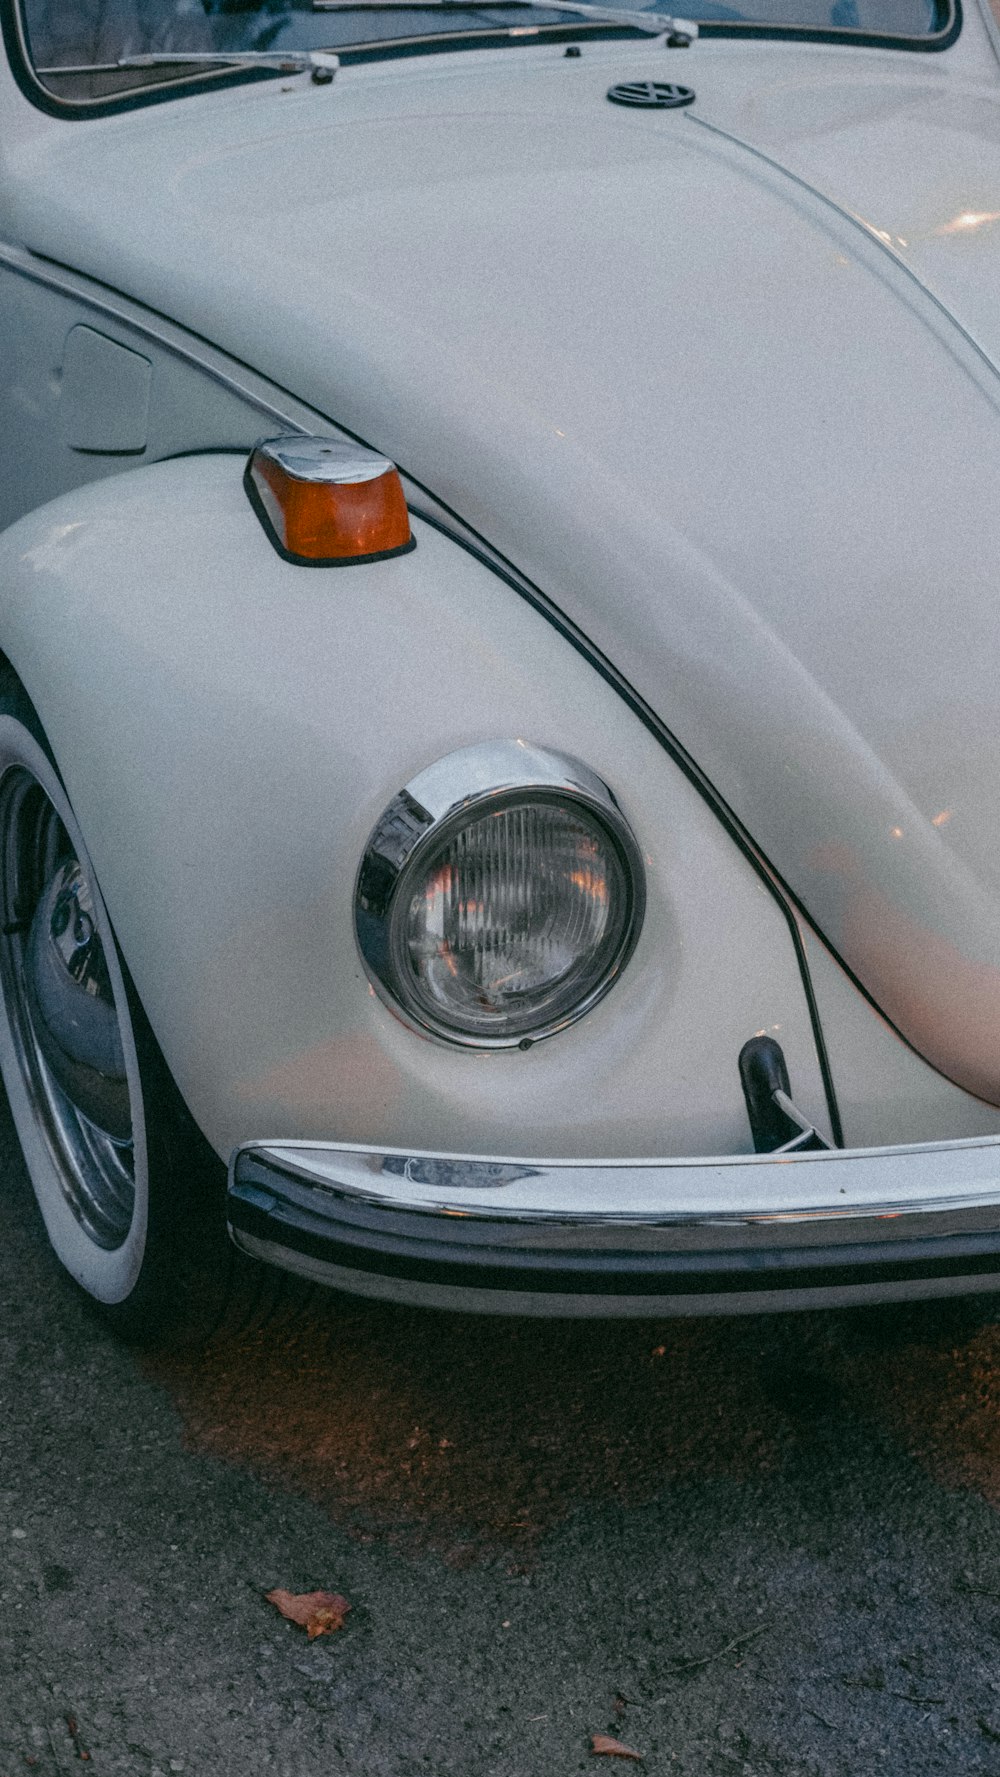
0 452 832 1162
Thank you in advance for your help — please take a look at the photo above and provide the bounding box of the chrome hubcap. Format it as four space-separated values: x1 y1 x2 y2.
0 768 135 1249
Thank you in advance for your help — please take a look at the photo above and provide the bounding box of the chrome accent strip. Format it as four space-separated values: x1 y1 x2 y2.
313 0 698 34
116 50 339 81
253 435 394 485
685 114 1000 414
388 740 634 829
232 1132 1000 1251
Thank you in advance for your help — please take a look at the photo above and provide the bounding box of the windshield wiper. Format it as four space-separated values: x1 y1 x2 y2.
313 0 698 42
115 48 341 83
38 0 693 88
510 0 696 35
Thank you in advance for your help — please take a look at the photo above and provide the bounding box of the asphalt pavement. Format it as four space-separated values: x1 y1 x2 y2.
4 1094 1000 1776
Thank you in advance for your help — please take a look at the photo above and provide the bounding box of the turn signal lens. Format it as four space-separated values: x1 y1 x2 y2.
245 436 414 566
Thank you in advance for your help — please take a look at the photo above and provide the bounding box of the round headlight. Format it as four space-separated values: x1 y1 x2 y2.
355 742 645 1047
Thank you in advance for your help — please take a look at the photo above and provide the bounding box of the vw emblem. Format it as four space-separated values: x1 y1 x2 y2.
606 80 696 108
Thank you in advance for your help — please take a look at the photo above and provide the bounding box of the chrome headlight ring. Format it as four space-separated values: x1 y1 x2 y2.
354 740 646 1049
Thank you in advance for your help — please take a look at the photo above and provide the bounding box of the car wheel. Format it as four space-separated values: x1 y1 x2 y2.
0 667 247 1343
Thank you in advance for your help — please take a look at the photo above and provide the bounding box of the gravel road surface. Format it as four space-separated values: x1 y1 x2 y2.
4 1097 1000 1776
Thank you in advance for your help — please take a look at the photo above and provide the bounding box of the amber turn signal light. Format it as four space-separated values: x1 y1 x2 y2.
245 436 415 566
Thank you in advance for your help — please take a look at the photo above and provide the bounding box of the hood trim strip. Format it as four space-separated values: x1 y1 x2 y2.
686 111 1000 406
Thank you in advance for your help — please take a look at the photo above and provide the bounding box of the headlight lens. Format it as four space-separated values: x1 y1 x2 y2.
356 744 644 1047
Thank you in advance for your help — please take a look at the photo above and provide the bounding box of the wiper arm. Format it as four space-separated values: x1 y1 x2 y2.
313 0 697 42
115 48 341 83
45 1 694 87
517 1 696 38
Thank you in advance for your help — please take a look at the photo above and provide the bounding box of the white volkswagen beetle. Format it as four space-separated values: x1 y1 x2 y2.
1 0 1000 1339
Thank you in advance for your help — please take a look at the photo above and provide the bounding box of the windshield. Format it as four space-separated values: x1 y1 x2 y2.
12 0 954 109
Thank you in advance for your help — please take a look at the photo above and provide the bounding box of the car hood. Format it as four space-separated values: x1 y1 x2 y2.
9 43 1000 1100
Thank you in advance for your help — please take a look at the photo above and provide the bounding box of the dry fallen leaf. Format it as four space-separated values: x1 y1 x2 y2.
65 1715 91 1762
591 1733 643 1761
266 1588 351 1639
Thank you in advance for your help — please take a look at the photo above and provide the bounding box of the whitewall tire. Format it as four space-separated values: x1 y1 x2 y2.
0 667 242 1341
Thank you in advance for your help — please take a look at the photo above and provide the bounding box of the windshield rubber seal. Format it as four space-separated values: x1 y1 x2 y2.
1 0 961 119
696 0 959 47
0 0 294 117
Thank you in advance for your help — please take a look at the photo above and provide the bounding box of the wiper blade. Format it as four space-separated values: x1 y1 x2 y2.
514 0 695 33
313 0 698 41
115 48 341 82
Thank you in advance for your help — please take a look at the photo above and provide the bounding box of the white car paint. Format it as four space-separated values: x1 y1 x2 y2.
0 455 833 1163
3 22 1000 1103
2 1 1000 1315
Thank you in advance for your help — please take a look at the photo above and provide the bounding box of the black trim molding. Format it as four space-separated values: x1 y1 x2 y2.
411 506 846 1148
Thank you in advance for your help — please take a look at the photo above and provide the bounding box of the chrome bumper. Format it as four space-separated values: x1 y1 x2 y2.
227 1135 1000 1316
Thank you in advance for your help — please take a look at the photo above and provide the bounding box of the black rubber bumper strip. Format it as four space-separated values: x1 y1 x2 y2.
228 1166 1000 1299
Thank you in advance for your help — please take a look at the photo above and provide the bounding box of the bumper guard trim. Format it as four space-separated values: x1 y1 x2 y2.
227 1134 1000 1312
